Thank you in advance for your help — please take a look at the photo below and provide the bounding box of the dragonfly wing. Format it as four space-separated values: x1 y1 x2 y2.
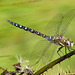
45 14 63 36
29 39 52 66
59 9 75 36
42 44 58 64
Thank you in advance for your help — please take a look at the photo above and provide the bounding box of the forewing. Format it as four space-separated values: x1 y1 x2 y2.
45 14 63 36
59 9 75 36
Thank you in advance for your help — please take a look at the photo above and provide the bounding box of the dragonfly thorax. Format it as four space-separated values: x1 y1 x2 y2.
49 36 74 49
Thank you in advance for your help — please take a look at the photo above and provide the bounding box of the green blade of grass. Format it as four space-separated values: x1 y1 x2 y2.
33 50 75 75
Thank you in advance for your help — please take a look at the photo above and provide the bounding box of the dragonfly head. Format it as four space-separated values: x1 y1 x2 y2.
71 41 74 47
66 39 74 48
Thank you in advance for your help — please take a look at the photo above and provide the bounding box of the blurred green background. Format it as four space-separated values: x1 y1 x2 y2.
0 0 75 74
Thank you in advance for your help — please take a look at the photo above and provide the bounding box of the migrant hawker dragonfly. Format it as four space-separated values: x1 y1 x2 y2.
8 9 75 65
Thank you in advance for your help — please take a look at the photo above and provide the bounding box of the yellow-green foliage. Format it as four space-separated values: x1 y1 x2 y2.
0 0 75 75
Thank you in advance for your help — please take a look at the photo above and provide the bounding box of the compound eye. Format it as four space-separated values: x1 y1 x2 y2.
65 41 70 46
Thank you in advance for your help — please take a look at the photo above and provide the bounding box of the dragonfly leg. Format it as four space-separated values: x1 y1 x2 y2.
68 47 70 51
57 46 64 56
65 46 67 54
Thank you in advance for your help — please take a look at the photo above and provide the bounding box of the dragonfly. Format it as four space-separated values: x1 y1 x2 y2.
7 9 75 65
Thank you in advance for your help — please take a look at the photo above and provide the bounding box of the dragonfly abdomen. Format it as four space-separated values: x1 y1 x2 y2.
7 20 51 40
